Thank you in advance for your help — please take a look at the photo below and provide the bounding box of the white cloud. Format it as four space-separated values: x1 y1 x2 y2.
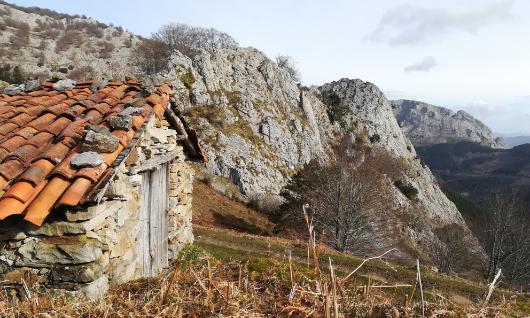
404 56 437 72
366 1 513 46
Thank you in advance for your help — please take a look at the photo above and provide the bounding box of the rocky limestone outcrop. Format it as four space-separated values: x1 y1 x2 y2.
155 47 482 261
163 48 333 195
392 99 505 149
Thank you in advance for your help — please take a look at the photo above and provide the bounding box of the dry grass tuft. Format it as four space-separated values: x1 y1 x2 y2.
1 243 526 317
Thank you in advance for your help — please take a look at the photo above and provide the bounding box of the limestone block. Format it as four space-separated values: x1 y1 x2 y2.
108 249 138 284
51 253 110 283
80 275 108 299
16 236 103 267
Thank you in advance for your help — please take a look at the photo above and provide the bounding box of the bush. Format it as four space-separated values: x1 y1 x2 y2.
55 30 83 52
132 38 172 75
153 23 238 57
0 64 25 84
99 41 115 58
247 193 282 214
276 55 301 81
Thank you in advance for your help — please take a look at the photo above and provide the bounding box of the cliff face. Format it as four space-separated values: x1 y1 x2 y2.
392 99 505 149
161 49 481 260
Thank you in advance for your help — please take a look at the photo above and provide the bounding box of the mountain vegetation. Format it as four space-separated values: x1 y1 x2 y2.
1 1 529 315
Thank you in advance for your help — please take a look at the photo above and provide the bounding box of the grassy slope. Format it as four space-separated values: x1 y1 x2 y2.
192 180 530 315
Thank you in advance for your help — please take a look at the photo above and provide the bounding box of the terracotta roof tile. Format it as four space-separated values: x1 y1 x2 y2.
0 175 8 191
26 132 54 147
51 150 78 179
16 127 38 139
27 113 56 130
18 159 55 185
75 163 108 183
47 102 71 115
9 144 41 164
3 181 35 202
56 177 92 207
37 143 70 164
0 149 9 163
0 198 26 220
0 123 17 135
24 177 70 226
9 113 34 127
44 117 73 135
0 80 181 227
0 159 25 180
1 136 27 152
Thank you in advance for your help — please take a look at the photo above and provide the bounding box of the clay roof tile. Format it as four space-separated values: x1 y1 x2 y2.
0 159 25 180
24 176 70 226
18 159 55 185
0 136 27 152
56 177 92 207
44 117 73 136
0 81 181 227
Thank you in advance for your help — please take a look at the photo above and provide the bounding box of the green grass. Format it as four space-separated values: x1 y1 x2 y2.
195 225 530 310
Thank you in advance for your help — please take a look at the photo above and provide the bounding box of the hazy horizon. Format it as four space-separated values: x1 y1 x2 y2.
6 0 530 135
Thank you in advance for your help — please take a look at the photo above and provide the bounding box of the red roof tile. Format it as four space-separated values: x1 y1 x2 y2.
0 80 175 226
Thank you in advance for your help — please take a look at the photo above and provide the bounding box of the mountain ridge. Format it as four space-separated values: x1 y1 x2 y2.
392 99 505 149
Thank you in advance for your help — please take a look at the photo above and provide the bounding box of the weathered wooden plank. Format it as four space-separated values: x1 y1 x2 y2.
164 106 197 157
149 166 161 275
140 171 152 277
161 163 169 267
128 151 178 175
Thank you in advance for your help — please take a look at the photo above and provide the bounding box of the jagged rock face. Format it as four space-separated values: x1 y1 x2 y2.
392 99 505 149
317 79 470 228
164 50 481 260
166 49 333 195
319 79 415 158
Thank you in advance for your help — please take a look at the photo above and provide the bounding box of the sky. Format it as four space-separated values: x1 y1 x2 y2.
8 0 530 135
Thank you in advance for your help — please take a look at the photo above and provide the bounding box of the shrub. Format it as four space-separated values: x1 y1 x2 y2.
0 64 25 84
247 193 283 214
55 30 83 52
199 172 215 186
394 179 419 200
132 38 172 75
276 55 301 81
321 91 350 126
153 23 238 57
99 41 115 58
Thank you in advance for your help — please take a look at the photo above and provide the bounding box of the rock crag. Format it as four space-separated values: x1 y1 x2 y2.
392 99 505 149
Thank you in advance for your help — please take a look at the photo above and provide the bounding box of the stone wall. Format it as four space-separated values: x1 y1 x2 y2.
0 116 194 299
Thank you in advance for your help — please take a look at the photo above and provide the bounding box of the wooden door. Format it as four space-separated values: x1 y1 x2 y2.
139 163 169 277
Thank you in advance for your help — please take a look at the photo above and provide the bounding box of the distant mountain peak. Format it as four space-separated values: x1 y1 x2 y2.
392 99 505 149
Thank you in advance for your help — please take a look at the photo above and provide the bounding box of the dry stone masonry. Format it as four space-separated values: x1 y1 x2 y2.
0 117 195 299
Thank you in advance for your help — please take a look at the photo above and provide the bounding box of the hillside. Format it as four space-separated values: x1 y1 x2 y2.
416 142 530 202
0 1 138 81
3 182 529 317
392 99 505 149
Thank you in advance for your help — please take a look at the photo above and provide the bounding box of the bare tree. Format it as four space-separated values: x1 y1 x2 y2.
282 135 394 254
153 23 237 57
132 38 172 75
276 55 301 82
133 23 238 75
482 189 530 288
432 224 469 274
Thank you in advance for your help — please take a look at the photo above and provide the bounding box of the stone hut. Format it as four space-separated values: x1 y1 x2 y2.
0 79 204 298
